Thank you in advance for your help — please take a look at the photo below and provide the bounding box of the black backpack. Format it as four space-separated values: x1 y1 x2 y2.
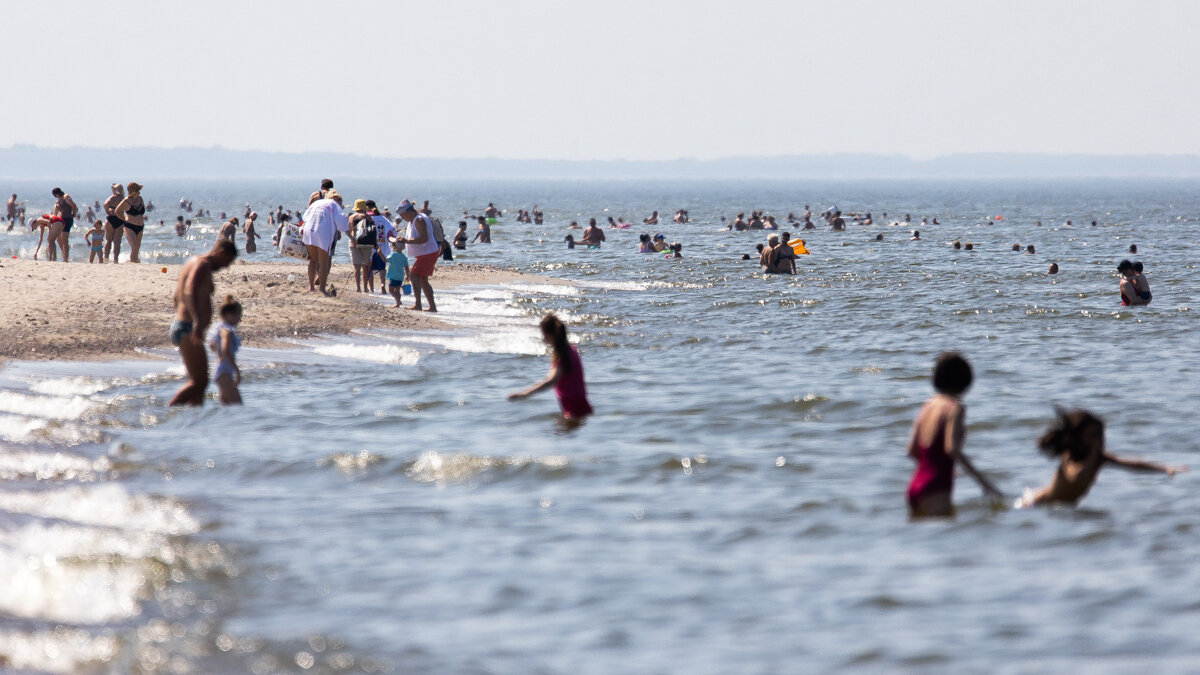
354 213 377 246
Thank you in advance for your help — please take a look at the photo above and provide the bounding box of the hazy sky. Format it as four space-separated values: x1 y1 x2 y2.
6 0 1199 160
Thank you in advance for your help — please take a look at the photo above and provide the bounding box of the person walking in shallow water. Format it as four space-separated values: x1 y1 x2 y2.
905 353 1002 516
168 240 238 406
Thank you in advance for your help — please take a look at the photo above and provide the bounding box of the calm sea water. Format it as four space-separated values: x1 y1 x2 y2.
2 179 1200 673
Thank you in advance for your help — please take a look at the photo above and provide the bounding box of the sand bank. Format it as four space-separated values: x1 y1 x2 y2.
0 258 554 362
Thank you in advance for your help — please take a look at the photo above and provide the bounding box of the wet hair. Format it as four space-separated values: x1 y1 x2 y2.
932 352 972 395
1129 244 1137 253
953 240 962 250
1117 259 1133 273
1012 243 1020 251
964 242 973 251
320 178 334 190
1026 245 1035 254
539 314 572 375
212 239 238 259
1133 261 1143 273
219 294 243 318
875 233 883 241
1038 409 1103 462
672 242 682 252
1048 263 1059 274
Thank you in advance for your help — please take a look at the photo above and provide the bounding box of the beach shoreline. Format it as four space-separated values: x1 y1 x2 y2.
0 258 554 363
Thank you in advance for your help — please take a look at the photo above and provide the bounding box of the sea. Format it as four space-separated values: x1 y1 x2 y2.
2 178 1200 673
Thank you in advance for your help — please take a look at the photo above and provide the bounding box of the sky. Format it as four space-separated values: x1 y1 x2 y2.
5 0 1199 161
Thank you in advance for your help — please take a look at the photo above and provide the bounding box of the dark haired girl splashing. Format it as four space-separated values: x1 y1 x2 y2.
507 314 593 420
1015 409 1185 508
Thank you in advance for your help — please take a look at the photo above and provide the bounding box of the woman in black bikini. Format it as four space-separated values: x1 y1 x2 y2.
114 182 147 263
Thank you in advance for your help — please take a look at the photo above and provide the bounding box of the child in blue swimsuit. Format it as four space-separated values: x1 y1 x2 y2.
206 295 243 404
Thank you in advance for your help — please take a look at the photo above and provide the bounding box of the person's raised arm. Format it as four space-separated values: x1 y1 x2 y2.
113 197 131 221
1103 452 1187 476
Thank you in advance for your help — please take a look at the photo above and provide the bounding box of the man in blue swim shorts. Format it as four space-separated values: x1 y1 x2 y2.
168 240 237 406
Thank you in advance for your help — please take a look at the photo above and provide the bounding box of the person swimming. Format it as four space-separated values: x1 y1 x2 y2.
905 353 1003 517
1015 409 1185 508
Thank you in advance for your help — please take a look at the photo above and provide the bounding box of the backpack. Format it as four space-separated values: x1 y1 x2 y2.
354 213 377 246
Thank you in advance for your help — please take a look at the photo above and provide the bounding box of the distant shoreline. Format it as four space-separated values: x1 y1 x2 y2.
4 145 1200 180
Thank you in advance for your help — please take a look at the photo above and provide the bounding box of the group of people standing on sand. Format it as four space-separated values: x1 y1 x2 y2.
297 180 442 311
23 183 148 263
906 352 1185 517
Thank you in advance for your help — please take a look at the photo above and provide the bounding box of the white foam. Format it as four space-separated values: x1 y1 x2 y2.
0 414 47 443
312 343 420 365
406 450 569 483
28 376 113 397
0 484 199 535
0 627 118 674
0 449 109 481
0 521 158 623
0 391 95 420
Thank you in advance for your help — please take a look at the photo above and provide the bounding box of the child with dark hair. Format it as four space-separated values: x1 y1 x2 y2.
507 314 593 420
1015 409 1185 507
905 353 1002 516
207 295 243 404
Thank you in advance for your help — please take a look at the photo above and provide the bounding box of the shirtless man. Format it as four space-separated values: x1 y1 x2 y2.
168 240 238 406
5 194 16 231
483 203 499 219
644 211 659 225
581 218 606 247
218 217 239 245
308 178 335 206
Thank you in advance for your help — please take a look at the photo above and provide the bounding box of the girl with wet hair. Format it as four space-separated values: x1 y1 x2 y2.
1015 409 1185 507
507 314 593 420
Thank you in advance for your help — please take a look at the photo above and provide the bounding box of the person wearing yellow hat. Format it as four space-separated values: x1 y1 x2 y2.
348 198 378 293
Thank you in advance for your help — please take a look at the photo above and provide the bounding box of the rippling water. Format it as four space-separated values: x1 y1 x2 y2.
2 179 1200 672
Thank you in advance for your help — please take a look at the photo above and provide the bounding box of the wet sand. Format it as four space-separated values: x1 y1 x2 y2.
0 258 548 361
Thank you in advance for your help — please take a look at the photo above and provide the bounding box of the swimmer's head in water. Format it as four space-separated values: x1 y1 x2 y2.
953 240 961 250
964 243 974 250
932 352 972 396
1048 263 1059 274
1026 245 1035 254
1038 408 1103 462
1129 244 1138 253
1013 243 1021 251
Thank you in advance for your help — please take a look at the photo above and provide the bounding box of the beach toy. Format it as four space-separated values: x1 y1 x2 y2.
994 215 1003 221
402 283 412 295
791 241 810 255
161 267 168 273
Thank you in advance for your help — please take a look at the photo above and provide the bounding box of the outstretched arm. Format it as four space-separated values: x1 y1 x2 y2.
507 362 562 401
1103 452 1187 476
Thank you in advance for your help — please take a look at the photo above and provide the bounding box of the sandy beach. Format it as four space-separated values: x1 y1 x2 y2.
0 258 544 362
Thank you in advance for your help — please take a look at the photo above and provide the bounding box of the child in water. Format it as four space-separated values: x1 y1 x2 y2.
1015 409 1185 507
207 295 243 404
86 221 105 263
507 314 593 420
905 353 1002 516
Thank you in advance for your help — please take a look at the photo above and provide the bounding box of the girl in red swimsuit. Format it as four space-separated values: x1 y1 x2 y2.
905 353 1002 516
507 314 594 421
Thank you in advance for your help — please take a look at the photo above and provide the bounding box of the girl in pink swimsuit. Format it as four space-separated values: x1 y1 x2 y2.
507 314 594 420
905 353 1002 516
